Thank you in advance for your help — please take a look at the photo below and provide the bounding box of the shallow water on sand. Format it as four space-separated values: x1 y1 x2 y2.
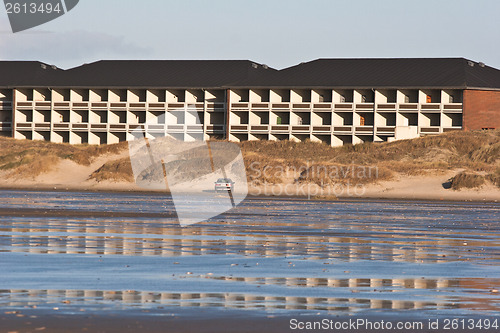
0 190 499 318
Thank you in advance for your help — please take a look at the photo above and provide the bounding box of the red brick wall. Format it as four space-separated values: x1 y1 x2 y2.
463 90 500 130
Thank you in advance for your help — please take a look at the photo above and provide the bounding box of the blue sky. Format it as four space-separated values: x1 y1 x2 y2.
1 0 499 69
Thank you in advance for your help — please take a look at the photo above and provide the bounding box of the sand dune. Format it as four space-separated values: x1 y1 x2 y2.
0 130 498 201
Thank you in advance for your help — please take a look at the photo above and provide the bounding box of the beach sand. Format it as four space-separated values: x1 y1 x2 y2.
0 151 498 202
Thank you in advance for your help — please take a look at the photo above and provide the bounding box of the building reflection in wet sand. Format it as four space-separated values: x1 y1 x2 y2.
0 285 498 312
2 217 499 263
0 196 499 315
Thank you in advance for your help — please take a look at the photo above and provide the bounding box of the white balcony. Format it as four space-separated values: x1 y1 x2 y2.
355 126 374 134
251 103 270 111
443 103 463 112
109 102 128 109
0 101 12 110
53 102 71 110
270 125 289 132
90 123 108 131
398 103 419 111
70 123 89 131
376 126 396 133
16 122 33 129
292 103 311 111
312 103 333 111
271 103 290 110
34 102 51 110
34 123 51 130
377 103 397 111
312 125 331 132
206 125 225 133
420 103 441 111
291 125 310 133
333 126 353 133
230 124 249 132
72 102 90 109
167 124 185 133
16 101 34 109
420 126 441 134
355 103 375 111
90 102 109 109
334 103 354 111
231 103 249 111
167 103 186 111
206 103 225 112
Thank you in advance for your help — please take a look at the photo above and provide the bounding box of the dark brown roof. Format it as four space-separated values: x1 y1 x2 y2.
1 58 500 90
229 58 500 89
62 60 276 89
0 61 62 87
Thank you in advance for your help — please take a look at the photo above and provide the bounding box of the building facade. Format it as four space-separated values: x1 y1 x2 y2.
0 58 499 146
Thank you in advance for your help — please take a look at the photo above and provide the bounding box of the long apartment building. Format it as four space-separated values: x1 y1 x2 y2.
0 58 499 146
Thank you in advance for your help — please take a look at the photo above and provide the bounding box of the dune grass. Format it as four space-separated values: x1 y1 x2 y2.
0 137 127 178
89 157 134 183
450 172 486 190
240 129 500 187
1 130 499 188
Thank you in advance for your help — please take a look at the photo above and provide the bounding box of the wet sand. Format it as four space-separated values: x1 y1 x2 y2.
1 169 499 203
0 191 499 332
2 310 497 333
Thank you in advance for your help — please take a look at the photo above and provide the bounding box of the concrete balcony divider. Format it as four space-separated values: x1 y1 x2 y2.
109 124 127 132
91 102 108 109
16 122 33 129
72 102 90 109
377 103 397 111
442 127 462 132
192 103 205 111
53 123 70 130
250 125 269 131
443 104 463 111
167 103 185 111
291 125 310 132
128 102 147 110
71 123 89 131
16 102 34 109
292 103 311 110
312 103 333 111
398 103 419 111
420 103 441 111
313 126 331 132
251 103 270 111
271 125 289 132
376 126 396 133
271 103 290 110
355 103 375 111
186 125 204 132
333 126 353 132
355 126 374 133
109 102 127 109
90 124 108 131
167 125 185 132
0 101 12 110
230 125 249 131
147 103 166 110
35 102 51 110
34 123 51 130
0 123 12 130
206 125 225 132
334 103 354 111
420 127 441 133
231 103 249 111
206 103 225 111
53 102 71 109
